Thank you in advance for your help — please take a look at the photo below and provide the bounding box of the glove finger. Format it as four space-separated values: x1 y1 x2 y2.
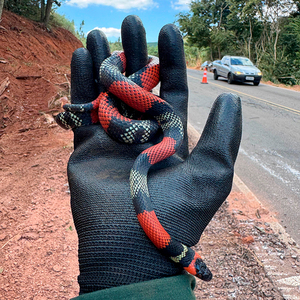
189 92 242 176
121 15 148 76
70 48 98 104
158 24 188 119
158 24 189 158
86 29 111 94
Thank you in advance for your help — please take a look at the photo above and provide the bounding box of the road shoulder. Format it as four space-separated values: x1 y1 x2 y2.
188 124 300 299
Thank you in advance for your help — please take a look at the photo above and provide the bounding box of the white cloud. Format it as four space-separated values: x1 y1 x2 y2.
66 0 157 9
90 27 121 38
171 0 191 11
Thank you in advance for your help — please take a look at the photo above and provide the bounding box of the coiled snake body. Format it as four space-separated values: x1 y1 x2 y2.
56 51 212 281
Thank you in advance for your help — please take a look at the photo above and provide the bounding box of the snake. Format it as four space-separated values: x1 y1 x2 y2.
56 51 212 281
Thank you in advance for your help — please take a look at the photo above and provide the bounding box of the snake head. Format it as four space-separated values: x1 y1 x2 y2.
194 258 213 281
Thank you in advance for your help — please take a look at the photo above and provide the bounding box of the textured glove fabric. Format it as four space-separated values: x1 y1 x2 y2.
67 15 242 294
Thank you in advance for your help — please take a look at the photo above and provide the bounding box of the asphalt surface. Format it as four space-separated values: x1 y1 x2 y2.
187 68 300 246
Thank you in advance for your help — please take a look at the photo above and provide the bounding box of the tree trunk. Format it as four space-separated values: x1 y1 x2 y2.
248 19 252 59
0 0 4 22
274 29 279 62
41 0 45 22
43 0 53 27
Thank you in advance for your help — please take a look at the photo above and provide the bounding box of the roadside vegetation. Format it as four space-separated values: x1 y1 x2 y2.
108 39 158 56
1 0 86 44
1 0 60 27
177 0 300 85
2 0 300 85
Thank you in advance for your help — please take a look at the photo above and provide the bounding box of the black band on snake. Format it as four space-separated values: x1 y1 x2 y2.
56 51 212 281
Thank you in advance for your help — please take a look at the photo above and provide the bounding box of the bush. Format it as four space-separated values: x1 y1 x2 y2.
49 12 76 35
148 46 158 57
4 0 40 21
49 13 87 46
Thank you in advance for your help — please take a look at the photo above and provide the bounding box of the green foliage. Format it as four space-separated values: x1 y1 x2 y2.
184 43 209 67
4 0 63 27
4 0 41 21
5 0 86 46
148 45 158 56
177 0 300 85
108 41 158 57
76 20 86 46
177 0 231 52
49 12 86 46
147 42 158 48
109 38 122 52
49 12 76 34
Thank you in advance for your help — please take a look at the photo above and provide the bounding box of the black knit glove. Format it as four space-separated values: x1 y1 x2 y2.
67 15 242 294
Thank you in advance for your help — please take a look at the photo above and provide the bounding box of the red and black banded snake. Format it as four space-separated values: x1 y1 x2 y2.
56 51 212 281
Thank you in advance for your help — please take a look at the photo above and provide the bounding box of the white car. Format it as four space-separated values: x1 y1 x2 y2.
213 56 262 86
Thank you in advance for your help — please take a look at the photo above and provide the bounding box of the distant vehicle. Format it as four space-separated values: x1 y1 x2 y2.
200 61 211 70
213 56 262 86
210 60 221 72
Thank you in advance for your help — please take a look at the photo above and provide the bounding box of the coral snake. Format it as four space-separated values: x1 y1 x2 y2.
56 51 212 281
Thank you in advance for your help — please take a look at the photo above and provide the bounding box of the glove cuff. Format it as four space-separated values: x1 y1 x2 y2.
72 273 196 299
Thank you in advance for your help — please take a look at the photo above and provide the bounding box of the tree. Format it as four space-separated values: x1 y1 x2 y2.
4 0 61 27
41 0 45 21
226 0 263 59
42 0 61 27
43 0 53 27
177 0 232 59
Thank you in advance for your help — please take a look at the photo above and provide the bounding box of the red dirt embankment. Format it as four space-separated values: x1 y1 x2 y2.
0 10 82 299
0 10 82 134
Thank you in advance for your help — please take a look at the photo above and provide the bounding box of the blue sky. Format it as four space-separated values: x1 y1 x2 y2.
56 0 191 43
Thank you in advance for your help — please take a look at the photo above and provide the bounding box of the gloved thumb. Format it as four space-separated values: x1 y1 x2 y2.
189 93 242 169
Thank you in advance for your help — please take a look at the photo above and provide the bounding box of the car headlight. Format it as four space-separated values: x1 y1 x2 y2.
234 71 244 75
257 72 262 76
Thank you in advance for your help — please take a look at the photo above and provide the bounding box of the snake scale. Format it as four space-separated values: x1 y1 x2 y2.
56 51 212 281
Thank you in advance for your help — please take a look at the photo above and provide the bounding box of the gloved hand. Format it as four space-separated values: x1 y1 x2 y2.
65 15 242 294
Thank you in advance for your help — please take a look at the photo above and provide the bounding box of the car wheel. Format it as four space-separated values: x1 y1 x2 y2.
253 81 260 86
213 70 219 80
228 73 234 84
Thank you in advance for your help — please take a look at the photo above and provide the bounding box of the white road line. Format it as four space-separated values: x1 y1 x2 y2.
277 276 300 286
239 147 300 195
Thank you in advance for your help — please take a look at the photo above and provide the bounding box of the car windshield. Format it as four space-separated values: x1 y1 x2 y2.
231 58 253 66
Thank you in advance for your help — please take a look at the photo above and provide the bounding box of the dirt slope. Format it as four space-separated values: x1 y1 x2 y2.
0 10 82 299
0 9 295 300
0 10 82 135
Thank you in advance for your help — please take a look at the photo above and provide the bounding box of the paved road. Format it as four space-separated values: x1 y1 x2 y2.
187 68 300 245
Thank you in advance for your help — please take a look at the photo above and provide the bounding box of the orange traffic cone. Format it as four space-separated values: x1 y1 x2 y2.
201 67 208 84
